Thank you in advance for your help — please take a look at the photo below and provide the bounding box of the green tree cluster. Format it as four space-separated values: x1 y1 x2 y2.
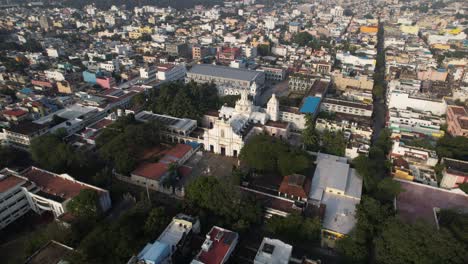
0 145 27 168
148 81 219 120
265 213 321 246
302 114 347 156
185 176 262 232
293 32 314 47
30 133 100 176
68 203 170 264
436 135 468 161
66 189 102 219
96 114 162 174
239 134 310 175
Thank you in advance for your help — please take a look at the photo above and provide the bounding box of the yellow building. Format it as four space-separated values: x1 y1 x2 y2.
129 31 142 39
57 81 74 94
400 25 419 35
431 43 451 50
360 26 378 34
138 26 153 34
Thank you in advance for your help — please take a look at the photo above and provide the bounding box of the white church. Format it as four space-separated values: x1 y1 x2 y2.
201 90 305 157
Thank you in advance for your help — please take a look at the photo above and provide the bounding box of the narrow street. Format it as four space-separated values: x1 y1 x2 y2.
371 21 387 143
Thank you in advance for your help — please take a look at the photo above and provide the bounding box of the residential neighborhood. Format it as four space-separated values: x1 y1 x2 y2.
0 0 467 264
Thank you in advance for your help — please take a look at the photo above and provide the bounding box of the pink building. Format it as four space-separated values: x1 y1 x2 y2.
441 158 468 189
417 69 448 82
96 76 116 89
446 105 468 137
217 47 241 64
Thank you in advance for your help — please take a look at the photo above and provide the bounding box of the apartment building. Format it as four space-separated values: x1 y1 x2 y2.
321 98 373 117
0 167 111 230
333 72 374 91
387 108 445 138
446 105 468 137
2 122 48 149
258 66 286 83
288 73 315 92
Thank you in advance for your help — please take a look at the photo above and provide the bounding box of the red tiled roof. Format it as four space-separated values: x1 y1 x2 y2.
89 119 113 130
132 162 168 180
0 175 25 192
163 144 192 160
278 174 310 199
449 105 467 116
2 109 28 117
20 167 99 200
196 227 237 264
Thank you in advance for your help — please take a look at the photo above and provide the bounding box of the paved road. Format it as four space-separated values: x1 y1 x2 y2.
371 21 387 143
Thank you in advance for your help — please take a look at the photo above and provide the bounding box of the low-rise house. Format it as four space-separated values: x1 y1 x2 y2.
191 226 238 264
309 153 363 248
440 158 468 190
254 237 292 264
129 214 200 264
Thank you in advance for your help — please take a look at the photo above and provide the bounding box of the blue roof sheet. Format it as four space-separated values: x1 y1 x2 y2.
138 241 171 264
300 96 321 114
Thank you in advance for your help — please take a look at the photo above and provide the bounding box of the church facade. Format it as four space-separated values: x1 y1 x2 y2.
202 90 301 157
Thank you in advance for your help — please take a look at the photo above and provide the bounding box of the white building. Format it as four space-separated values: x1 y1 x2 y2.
254 238 292 264
0 167 111 230
387 80 447 116
45 70 65 81
186 64 265 101
309 153 363 248
131 214 200 264
157 64 187 81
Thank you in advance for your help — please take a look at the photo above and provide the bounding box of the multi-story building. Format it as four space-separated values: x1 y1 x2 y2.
258 66 286 83
156 64 187 82
333 72 374 91
446 105 468 137
2 122 48 149
186 64 265 101
0 167 111 230
387 108 445 138
321 98 373 117
254 237 292 264
166 42 190 57
217 47 241 64
386 80 447 116
288 73 315 92
191 226 238 264
192 46 209 60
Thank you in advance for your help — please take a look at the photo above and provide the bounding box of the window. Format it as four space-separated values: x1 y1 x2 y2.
220 129 225 138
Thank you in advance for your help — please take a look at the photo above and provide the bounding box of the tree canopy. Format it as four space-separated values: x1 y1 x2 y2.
239 134 310 175
185 176 262 232
265 213 321 246
67 189 102 219
148 81 219 120
436 135 468 161
96 114 162 174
